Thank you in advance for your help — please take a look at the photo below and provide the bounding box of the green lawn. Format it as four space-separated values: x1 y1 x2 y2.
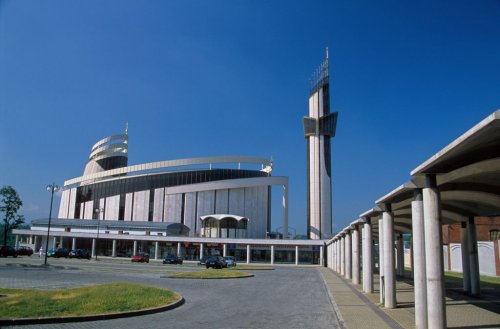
0 282 180 319
445 271 500 288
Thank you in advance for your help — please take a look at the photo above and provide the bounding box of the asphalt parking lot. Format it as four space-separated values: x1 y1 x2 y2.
0 258 342 329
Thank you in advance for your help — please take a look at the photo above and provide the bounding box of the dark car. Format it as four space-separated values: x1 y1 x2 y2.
205 256 227 269
163 255 183 265
0 245 18 258
131 252 150 263
15 246 34 256
69 249 91 260
52 247 70 258
198 256 209 265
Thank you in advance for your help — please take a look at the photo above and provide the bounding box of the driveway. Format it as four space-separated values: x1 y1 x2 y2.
0 260 341 329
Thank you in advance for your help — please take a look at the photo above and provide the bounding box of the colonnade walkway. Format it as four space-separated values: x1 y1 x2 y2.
320 267 500 329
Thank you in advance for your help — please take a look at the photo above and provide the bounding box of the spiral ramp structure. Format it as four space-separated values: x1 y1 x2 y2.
83 134 128 176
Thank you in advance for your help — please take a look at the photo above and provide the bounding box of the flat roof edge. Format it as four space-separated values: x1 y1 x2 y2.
411 110 500 176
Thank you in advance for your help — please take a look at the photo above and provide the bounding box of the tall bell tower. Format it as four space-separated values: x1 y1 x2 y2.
303 48 338 239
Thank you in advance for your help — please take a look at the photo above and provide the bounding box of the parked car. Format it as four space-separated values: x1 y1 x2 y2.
53 247 70 258
15 246 34 256
198 256 209 265
206 256 227 269
69 249 91 260
131 252 149 263
224 256 237 267
0 245 18 258
46 249 56 257
163 255 183 265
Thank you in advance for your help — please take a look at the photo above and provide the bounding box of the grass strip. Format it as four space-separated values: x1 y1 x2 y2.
166 269 253 279
0 282 179 319
445 271 500 288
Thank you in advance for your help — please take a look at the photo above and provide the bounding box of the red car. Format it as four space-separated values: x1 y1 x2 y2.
131 252 149 263
0 245 18 258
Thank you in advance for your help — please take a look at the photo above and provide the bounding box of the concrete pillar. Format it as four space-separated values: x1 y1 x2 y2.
295 245 299 265
155 241 159 260
383 206 396 309
15 235 19 247
247 244 251 264
320 245 324 267
52 237 57 249
200 243 204 259
340 236 345 276
396 234 404 277
271 245 275 265
283 184 289 239
34 236 39 250
467 217 480 296
378 218 385 304
423 174 446 329
337 239 341 273
72 238 76 250
177 242 182 257
460 222 471 294
91 238 96 258
133 240 137 256
345 232 352 279
112 240 117 257
223 244 227 257
363 219 374 293
412 189 427 329
352 226 360 285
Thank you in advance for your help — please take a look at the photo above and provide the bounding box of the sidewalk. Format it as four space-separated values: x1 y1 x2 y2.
319 267 500 329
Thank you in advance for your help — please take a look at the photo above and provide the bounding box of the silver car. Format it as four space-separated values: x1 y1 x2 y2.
224 256 237 267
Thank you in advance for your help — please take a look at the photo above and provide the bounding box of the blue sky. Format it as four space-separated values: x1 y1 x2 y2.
1 0 499 236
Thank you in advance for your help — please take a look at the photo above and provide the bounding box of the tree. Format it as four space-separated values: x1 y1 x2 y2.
0 186 25 245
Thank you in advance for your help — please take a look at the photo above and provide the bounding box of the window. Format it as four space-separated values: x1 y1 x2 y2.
490 230 499 241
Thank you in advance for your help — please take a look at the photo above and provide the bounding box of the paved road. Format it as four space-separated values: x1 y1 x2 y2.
0 259 341 329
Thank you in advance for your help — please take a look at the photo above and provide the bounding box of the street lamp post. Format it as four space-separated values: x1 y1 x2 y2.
94 208 104 261
44 183 60 265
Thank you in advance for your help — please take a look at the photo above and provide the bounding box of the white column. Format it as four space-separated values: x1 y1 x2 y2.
467 217 480 296
223 244 227 257
378 218 385 304
383 206 396 309
271 245 275 265
91 238 96 258
133 240 137 256
320 245 324 266
423 174 446 329
283 184 289 239
177 242 182 257
352 226 360 285
412 189 427 329
337 240 341 273
15 235 19 247
155 241 159 260
460 222 471 294
200 243 204 259
112 240 117 257
345 232 352 279
364 219 374 293
72 238 76 250
295 245 299 265
247 244 251 264
396 234 404 277
340 236 345 276
52 237 57 249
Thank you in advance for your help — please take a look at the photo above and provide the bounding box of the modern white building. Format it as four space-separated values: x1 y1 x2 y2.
13 132 326 264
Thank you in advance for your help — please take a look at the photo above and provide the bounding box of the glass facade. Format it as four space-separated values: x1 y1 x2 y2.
202 218 248 238
74 168 269 220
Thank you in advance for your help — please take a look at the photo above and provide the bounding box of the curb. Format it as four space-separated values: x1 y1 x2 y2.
162 273 254 279
0 295 185 326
